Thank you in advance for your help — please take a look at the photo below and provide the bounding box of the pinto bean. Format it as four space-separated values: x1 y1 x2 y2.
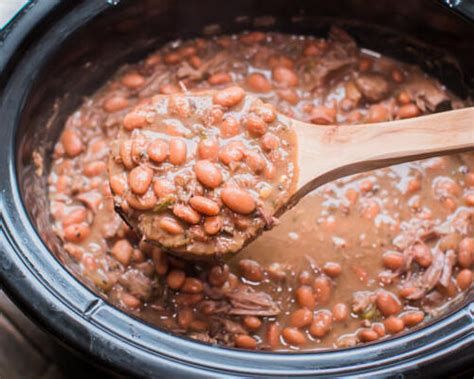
246 114 267 136
246 152 266 173
203 216 223 235
121 293 141 309
322 262 342 278
376 290 401 316
458 238 474 268
219 116 240 138
235 335 257 350
267 322 281 348
121 72 145 88
221 187 256 214
295 285 315 309
160 83 180 94
456 269 473 290
383 316 405 334
62 207 87 228
153 179 175 198
64 223 90 243
289 308 313 328
239 259 263 282
159 216 184 235
123 111 148 131
178 307 194 329
128 166 153 195
332 303 349 322
382 251 405 270
173 204 201 224
261 133 279 151
126 191 158 210
246 73 271 93
208 72 232 85
213 86 245 107
197 138 219 160
167 269 186 290
84 161 107 177
103 95 129 112
219 141 245 165
62 129 83 157
189 196 220 216
282 327 306 346
313 276 331 304
147 139 169 163
181 277 204 294
208 264 229 287
119 140 134 169
400 311 424 327
272 66 299 87
169 138 187 165
243 316 262 331
398 104 421 119
111 239 133 265
277 88 299 104
358 328 379 342
194 160 223 188
309 310 332 338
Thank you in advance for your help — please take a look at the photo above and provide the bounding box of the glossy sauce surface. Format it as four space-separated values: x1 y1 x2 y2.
46 28 473 351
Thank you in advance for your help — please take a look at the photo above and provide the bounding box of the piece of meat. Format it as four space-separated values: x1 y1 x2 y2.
225 286 280 316
439 249 456 287
355 73 391 103
420 248 445 291
403 76 451 112
351 291 376 313
118 269 154 300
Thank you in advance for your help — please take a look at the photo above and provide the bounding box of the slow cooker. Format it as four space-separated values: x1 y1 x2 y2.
0 1 473 377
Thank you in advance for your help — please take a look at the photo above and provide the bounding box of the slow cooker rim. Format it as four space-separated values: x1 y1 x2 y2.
0 1 473 377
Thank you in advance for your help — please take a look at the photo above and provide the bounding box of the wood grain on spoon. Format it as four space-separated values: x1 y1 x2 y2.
109 90 473 259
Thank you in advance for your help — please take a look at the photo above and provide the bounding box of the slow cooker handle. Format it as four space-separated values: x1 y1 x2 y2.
439 0 474 22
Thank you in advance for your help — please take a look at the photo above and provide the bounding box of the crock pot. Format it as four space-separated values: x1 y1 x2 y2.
0 1 473 377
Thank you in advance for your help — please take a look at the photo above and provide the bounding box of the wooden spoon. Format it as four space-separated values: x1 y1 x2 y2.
110 90 473 259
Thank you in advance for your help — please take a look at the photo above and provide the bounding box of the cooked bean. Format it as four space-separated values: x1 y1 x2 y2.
391 68 404 83
121 293 141 309
208 264 229 287
128 166 153 195
322 262 342 278
235 334 257 350
103 95 129 112
189 55 202 69
246 114 267 136
309 311 333 338
272 66 299 87
332 303 349 322
246 73 271 93
239 259 263 282
181 277 204 294
282 327 306 346
213 86 245 107
119 140 134 169
277 88 299 104
397 91 411 105
197 138 219 160
62 129 83 157
153 248 169 275
398 104 421 119
261 133 279 151
178 307 194 329
240 31 266 44
169 138 187 165
413 243 433 268
376 290 401 316
123 111 148 130
194 160 223 188
246 152 266 173
208 72 232 85
219 141 245 165
175 293 204 306
62 207 87 228
243 316 262 330
366 104 389 123
147 139 169 163
189 320 208 332
358 328 379 342
372 323 385 337
382 251 405 270
167 269 186 290
309 106 336 125
456 269 473 290
159 216 184 235
189 196 220 216
383 316 405 334
267 322 281 348
121 72 145 88
111 239 133 265
400 311 424 327
289 308 313 328
458 238 474 268
160 83 180 94
267 262 287 281
313 276 332 304
219 116 240 138
464 193 474 206
221 187 256 214
126 191 158 210
153 179 175 198
295 285 315 309
164 52 181 65
203 216 223 235
173 204 201 224
84 161 107 177
358 57 372 71
64 223 90 243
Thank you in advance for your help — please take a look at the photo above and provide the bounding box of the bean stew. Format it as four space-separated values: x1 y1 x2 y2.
46 27 473 351
109 91 297 257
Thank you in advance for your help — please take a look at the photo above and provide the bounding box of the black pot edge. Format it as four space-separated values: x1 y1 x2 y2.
0 1 473 378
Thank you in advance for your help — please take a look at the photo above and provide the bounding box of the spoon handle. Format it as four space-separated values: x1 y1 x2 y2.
292 107 474 200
